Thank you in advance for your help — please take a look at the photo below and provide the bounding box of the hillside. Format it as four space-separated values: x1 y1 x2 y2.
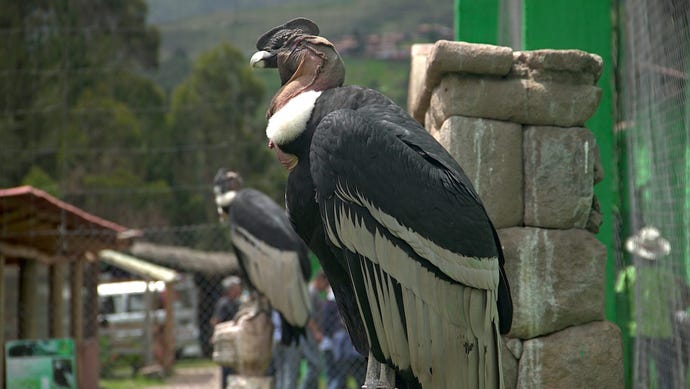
148 0 454 59
146 0 329 24
146 0 454 106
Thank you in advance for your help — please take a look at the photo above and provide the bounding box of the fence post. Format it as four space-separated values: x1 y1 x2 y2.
163 281 176 374
0 255 5 388
18 259 38 339
49 262 65 337
70 259 84 388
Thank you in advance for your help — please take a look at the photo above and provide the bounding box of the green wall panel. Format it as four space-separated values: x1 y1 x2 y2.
454 0 500 44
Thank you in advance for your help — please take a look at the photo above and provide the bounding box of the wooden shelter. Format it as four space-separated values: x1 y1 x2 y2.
0 185 134 388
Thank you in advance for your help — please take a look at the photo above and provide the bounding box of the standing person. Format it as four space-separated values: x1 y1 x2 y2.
310 273 366 389
211 276 243 389
299 271 329 389
329 321 366 389
319 290 366 389
270 309 301 389
299 318 325 389
319 293 342 389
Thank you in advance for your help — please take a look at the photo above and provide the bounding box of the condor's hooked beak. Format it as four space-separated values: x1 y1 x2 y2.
250 50 277 69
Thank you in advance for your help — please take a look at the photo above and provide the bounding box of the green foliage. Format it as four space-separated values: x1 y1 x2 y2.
1 0 423 241
149 48 192 93
61 91 142 184
0 0 285 235
168 43 264 135
0 0 161 210
343 58 410 106
21 166 60 197
165 42 283 228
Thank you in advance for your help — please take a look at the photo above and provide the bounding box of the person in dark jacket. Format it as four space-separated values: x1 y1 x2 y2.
211 276 243 388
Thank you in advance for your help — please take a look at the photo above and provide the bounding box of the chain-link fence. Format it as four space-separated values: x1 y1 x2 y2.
13 1 690 388
0 3 450 387
617 0 690 388
0 218 369 388
99 224 368 389
0 193 362 389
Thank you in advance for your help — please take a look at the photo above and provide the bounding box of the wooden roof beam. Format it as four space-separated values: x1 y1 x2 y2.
0 241 70 264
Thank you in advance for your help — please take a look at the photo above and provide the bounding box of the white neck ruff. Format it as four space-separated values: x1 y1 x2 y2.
266 90 323 145
215 190 237 208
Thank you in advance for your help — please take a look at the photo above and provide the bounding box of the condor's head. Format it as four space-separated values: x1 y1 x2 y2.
250 18 344 112
213 169 243 221
250 18 345 165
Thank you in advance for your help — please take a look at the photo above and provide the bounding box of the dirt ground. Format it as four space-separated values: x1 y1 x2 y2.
145 365 221 389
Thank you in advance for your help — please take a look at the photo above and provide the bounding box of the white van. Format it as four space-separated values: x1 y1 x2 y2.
97 275 201 361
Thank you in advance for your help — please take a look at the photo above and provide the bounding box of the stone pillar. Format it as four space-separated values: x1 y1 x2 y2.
409 40 622 388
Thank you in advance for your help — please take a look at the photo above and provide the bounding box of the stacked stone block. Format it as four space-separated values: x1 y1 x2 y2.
408 40 623 389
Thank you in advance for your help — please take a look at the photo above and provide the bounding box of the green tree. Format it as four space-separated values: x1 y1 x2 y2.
0 0 178 228
166 42 281 226
57 87 172 226
0 0 160 191
21 166 60 197
151 48 192 93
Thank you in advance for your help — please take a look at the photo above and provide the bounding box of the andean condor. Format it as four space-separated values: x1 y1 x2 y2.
250 18 513 388
213 169 312 344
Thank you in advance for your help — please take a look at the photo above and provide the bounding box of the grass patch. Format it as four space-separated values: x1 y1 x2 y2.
99 358 216 389
99 375 165 389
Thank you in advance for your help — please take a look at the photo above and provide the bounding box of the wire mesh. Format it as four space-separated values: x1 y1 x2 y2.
619 0 690 387
0 1 455 388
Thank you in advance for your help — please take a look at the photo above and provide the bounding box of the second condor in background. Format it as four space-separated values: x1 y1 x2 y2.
213 169 312 345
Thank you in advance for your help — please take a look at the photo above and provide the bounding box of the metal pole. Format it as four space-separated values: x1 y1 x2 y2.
70 259 84 389
163 281 176 374
143 280 153 366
